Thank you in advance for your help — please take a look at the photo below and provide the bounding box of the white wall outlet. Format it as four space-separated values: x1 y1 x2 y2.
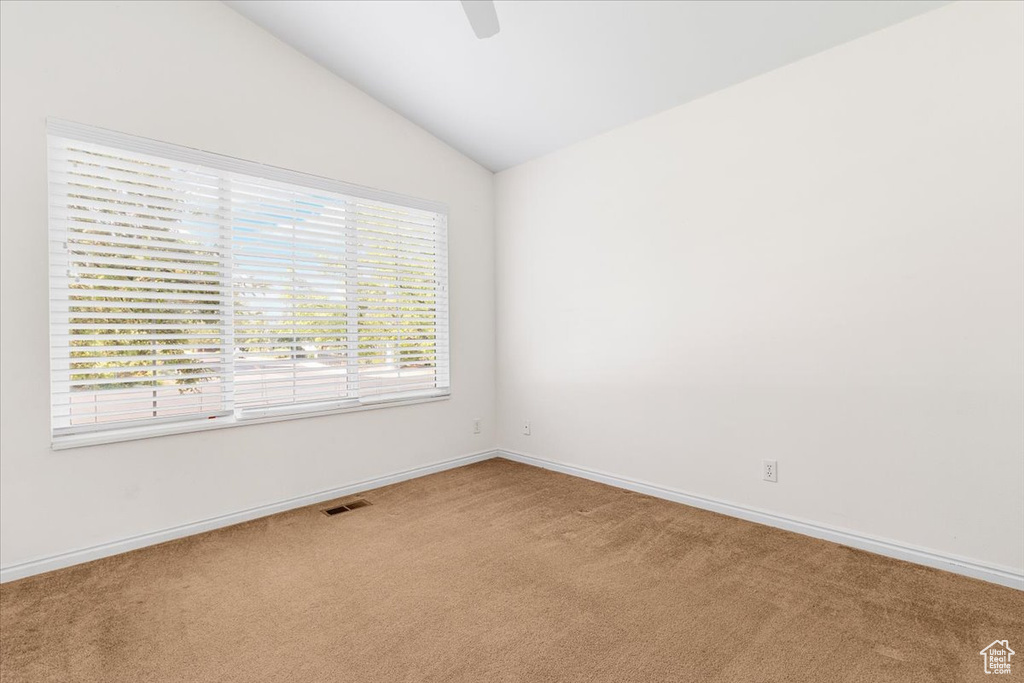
473 418 481 434
522 419 531 436
763 459 778 483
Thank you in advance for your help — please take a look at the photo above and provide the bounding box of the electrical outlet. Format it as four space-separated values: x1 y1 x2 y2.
763 459 778 483
522 419 531 436
473 418 481 434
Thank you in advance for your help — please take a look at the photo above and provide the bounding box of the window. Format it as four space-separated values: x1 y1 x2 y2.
49 120 449 447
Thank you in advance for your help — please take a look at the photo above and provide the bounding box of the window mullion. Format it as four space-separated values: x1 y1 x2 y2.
436 213 450 392
222 174 237 419
345 201 360 400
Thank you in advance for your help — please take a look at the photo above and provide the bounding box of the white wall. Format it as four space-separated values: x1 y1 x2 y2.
0 1 495 570
496 1 1024 573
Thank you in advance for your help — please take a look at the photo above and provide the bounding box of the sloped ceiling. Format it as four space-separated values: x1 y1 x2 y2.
226 0 949 171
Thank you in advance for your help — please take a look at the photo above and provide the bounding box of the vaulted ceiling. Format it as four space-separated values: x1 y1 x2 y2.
226 0 949 172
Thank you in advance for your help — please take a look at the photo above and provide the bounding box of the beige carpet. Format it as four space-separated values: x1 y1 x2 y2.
1 458 1021 682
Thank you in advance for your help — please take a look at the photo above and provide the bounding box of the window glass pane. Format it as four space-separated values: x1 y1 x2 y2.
49 138 231 432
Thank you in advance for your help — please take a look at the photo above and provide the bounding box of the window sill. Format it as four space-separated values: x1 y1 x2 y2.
50 392 451 451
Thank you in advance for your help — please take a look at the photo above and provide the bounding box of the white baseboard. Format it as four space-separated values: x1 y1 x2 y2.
497 449 1024 591
6 447 1020 591
0 449 498 584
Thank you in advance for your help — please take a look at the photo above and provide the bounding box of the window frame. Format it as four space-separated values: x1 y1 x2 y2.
48 120 450 450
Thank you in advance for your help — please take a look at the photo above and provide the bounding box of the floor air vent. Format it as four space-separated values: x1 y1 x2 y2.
322 499 371 516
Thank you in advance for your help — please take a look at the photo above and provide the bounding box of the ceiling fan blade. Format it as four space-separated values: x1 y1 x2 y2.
460 0 500 40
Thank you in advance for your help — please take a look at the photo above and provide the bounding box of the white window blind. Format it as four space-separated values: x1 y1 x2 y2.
49 120 449 444
230 176 449 417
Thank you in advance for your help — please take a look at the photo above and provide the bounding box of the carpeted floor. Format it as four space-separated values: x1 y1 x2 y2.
1 458 1021 682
